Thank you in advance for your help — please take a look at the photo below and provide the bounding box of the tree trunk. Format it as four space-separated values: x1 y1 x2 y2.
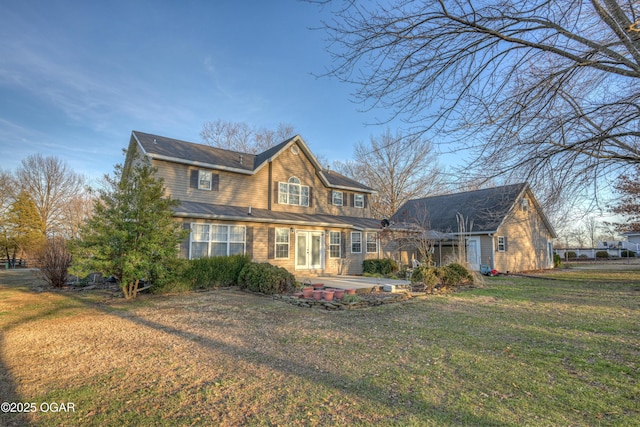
123 279 140 300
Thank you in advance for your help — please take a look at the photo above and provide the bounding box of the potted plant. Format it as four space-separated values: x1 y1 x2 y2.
312 283 324 290
333 289 345 300
302 287 314 298
313 290 324 301
323 289 335 301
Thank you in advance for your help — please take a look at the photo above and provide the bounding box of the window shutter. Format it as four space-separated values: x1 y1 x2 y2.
308 187 313 207
268 227 275 259
211 174 219 192
364 194 368 208
274 182 279 204
341 231 346 258
190 170 198 189
350 193 355 207
504 236 508 252
328 190 333 205
343 192 347 205
245 226 253 259
181 222 191 259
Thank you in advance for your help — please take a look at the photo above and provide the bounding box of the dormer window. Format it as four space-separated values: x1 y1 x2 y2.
278 177 309 207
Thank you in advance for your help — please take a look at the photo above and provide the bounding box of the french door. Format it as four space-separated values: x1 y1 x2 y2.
295 231 323 270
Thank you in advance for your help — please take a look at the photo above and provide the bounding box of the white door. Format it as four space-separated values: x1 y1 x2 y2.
466 237 481 271
295 231 323 270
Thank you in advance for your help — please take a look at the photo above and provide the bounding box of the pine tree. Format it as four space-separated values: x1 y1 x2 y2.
1 191 46 264
77 156 186 299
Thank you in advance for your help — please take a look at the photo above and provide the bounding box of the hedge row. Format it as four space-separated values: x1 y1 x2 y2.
153 255 296 295
362 258 399 275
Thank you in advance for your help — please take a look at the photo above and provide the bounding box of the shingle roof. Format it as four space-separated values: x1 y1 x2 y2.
175 200 381 230
391 183 529 233
132 130 374 192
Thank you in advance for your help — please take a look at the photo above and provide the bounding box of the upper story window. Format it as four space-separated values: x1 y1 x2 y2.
354 194 364 208
279 177 309 207
191 169 218 191
199 170 212 190
332 191 343 206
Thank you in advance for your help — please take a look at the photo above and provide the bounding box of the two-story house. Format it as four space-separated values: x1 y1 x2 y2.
124 131 382 276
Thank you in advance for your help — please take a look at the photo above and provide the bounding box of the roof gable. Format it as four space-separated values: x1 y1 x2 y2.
131 130 375 193
392 183 538 233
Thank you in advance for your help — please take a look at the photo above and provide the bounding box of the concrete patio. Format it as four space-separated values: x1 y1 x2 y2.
297 275 411 291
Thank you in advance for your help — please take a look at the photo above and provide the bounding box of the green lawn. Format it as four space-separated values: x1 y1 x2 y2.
0 267 638 426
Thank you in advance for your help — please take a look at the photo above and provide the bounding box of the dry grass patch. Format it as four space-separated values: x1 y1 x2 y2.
1 268 638 426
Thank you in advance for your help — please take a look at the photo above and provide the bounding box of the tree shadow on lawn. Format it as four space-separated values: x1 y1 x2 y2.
0 335 32 427
59 291 515 426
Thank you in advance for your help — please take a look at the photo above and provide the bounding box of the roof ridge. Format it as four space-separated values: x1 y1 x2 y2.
413 183 527 201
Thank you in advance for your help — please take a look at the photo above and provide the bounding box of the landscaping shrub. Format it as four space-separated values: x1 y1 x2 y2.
151 258 192 294
411 265 439 290
411 262 473 291
595 251 610 259
186 254 251 289
39 237 73 288
620 250 636 258
578 254 589 259
442 262 474 286
238 262 297 295
362 258 399 276
566 251 577 259
553 253 562 268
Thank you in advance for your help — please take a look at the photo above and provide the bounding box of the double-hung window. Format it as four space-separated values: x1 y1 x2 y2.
497 236 507 252
354 194 364 208
329 231 341 258
351 231 362 253
275 228 290 258
366 232 377 253
199 170 212 190
279 177 309 207
332 191 343 206
190 224 246 259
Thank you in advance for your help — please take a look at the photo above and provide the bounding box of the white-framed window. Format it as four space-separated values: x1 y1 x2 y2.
329 231 341 258
366 232 377 253
190 224 246 259
199 170 212 190
275 228 290 259
351 231 362 253
279 177 309 207
497 236 506 252
332 191 343 206
354 194 364 208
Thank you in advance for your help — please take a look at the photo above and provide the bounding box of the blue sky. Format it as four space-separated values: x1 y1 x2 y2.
0 0 401 183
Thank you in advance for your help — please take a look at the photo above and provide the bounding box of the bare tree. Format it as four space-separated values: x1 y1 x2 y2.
14 154 86 237
200 119 297 154
315 0 640 209
585 216 599 248
333 128 446 218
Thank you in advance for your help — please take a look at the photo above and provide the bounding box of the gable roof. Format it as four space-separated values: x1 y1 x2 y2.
391 183 556 237
131 130 375 193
